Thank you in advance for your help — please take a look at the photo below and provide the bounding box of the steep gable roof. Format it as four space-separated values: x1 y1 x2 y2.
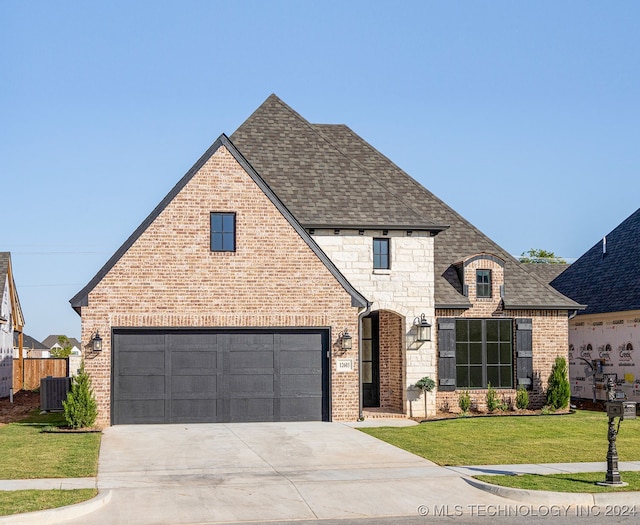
42 335 81 349
70 135 368 312
231 95 582 311
15 333 48 350
551 208 640 315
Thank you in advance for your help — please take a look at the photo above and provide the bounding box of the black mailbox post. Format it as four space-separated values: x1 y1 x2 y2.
598 377 637 486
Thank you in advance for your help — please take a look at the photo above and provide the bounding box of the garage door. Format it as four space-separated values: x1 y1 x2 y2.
112 328 329 424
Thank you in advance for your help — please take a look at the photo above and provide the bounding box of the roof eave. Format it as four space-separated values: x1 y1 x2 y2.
305 224 449 234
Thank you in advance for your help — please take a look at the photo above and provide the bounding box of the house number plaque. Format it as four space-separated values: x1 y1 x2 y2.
336 359 354 372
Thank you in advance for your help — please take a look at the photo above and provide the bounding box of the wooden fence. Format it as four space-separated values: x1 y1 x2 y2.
13 358 69 391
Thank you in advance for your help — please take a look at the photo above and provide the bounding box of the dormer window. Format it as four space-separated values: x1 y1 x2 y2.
476 269 491 298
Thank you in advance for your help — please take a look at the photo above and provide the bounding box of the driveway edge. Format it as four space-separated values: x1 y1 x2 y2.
0 489 112 524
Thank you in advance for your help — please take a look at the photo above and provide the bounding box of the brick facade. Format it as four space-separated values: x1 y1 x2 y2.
434 255 569 413
378 310 404 412
78 145 360 426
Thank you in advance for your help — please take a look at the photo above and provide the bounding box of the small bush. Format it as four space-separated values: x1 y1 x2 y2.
486 384 500 412
516 386 529 410
458 390 471 413
546 357 571 410
63 365 98 429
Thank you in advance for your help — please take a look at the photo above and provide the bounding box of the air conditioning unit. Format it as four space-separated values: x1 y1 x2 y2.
40 376 71 411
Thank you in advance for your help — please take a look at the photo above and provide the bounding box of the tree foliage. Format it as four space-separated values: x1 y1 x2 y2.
63 364 98 429
546 357 571 410
519 248 566 265
50 335 73 358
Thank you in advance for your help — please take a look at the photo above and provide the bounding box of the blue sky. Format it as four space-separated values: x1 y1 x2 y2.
2 1 639 342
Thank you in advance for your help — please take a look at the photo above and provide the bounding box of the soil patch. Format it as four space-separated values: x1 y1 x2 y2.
0 391 41 424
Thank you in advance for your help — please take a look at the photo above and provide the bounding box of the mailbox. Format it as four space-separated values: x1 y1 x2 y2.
606 401 637 420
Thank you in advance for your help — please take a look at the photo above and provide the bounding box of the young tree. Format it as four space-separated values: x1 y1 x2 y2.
63 364 98 429
546 357 571 410
519 249 566 265
50 335 73 358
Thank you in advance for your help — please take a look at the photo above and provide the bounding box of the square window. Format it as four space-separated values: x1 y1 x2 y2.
210 213 236 252
476 269 492 298
373 238 390 269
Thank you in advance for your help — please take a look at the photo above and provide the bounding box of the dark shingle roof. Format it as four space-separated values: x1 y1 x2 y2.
232 95 582 311
523 263 570 285
14 333 48 349
551 208 640 315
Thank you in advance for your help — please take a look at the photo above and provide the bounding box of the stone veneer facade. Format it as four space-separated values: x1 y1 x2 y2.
312 232 436 417
78 146 361 426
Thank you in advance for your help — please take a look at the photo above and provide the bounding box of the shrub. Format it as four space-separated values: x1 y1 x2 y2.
414 376 436 418
546 357 571 410
458 390 471 413
486 384 500 412
516 385 529 410
63 364 98 429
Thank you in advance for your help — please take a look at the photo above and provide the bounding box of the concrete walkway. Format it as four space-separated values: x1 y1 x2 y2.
1 421 639 524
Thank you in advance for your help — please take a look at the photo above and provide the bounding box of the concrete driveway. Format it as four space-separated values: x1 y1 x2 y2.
69 422 507 525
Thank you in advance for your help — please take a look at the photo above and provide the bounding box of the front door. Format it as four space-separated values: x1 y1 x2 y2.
362 313 380 407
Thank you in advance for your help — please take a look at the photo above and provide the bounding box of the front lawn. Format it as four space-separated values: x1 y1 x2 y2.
360 410 640 466
0 410 101 479
474 471 640 493
0 489 98 516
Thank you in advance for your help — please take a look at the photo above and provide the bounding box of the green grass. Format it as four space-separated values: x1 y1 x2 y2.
360 410 640 466
475 471 640 493
0 410 101 479
0 489 98 516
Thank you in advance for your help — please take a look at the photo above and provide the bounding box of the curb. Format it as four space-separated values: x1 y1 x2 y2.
464 476 640 506
0 489 112 524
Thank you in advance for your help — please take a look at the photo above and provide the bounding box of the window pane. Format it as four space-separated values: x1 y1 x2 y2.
363 340 372 361
470 343 482 364
499 320 512 342
486 343 499 364
469 366 483 388
500 366 513 388
222 233 234 251
486 366 499 387
363 363 373 383
362 318 372 339
486 320 498 341
500 343 512 363
211 214 222 232
456 343 468 363
456 320 468 342
211 234 223 251
456 366 469 388
222 214 234 231
469 320 482 341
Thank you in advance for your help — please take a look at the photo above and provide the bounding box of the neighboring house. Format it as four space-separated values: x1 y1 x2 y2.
551 208 640 403
71 95 581 426
42 335 82 356
13 333 49 358
1 253 25 398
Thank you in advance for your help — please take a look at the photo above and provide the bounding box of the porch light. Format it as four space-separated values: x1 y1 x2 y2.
414 314 431 342
91 332 103 352
339 329 352 351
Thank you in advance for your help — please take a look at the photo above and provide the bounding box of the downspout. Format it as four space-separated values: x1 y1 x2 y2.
358 302 372 420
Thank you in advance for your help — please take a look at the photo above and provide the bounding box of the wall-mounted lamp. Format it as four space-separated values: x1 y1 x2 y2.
338 329 352 351
414 314 431 342
91 332 103 352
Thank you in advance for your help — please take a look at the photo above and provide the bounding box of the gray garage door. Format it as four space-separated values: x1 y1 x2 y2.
112 329 329 424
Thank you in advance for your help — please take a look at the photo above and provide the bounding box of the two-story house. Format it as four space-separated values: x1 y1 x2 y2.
71 95 580 426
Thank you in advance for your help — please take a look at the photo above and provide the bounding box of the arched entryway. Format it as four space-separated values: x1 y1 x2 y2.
362 310 404 412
